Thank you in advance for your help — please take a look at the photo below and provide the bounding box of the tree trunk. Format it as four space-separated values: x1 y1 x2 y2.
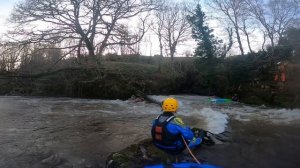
170 47 175 60
235 28 244 56
245 32 253 53
262 33 266 51
158 33 163 56
85 40 95 57
98 20 117 55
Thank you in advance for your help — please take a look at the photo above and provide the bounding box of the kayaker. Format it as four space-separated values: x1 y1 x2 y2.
151 97 205 155
231 93 239 102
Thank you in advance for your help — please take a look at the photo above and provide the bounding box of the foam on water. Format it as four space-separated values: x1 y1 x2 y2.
147 95 300 131
186 108 229 134
222 106 300 124
148 95 229 134
262 108 300 123
2 95 299 129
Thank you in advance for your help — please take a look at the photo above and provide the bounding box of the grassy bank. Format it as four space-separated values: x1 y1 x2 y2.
0 57 196 99
0 55 299 108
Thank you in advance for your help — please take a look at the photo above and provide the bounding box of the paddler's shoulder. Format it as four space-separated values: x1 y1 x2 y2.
170 117 185 126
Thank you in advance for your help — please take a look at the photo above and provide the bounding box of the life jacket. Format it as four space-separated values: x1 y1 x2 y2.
151 114 183 148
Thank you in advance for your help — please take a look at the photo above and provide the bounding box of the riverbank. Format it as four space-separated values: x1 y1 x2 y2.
0 59 193 99
0 55 299 108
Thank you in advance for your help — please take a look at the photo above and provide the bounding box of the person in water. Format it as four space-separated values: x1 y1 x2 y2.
232 93 239 102
151 97 205 155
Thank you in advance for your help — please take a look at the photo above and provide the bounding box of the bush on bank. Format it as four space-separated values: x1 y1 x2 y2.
0 53 299 108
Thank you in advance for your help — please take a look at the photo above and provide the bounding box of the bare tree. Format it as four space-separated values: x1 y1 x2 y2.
152 1 191 60
220 28 234 58
8 0 155 64
210 0 248 56
247 0 300 48
151 9 165 57
240 18 254 53
261 31 267 51
0 42 24 72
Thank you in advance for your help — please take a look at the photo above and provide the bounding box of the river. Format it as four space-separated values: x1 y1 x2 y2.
0 95 299 168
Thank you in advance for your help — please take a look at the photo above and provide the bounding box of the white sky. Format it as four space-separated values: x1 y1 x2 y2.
0 0 19 34
0 0 264 56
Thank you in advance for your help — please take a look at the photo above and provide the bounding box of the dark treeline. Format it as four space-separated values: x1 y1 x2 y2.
0 46 299 108
0 0 300 108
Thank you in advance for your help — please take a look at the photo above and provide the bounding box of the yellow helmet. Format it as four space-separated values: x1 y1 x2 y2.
162 98 179 112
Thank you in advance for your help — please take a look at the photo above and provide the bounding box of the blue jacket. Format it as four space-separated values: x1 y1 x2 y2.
151 113 202 153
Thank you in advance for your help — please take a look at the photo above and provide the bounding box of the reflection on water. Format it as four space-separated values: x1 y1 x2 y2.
0 96 299 167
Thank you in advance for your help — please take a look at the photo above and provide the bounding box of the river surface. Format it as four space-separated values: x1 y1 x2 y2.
0 95 299 168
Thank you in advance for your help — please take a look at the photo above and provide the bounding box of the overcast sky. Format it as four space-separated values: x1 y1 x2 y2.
0 0 19 34
0 0 18 20
0 0 263 56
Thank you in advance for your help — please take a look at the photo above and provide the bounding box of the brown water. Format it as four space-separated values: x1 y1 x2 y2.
0 97 155 168
0 96 299 168
195 120 300 168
